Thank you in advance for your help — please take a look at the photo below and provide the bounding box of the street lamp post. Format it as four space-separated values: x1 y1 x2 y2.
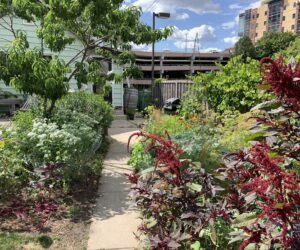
152 12 170 103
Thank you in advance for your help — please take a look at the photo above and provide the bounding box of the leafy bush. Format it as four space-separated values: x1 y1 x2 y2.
179 73 213 119
1 92 113 193
14 119 98 167
128 142 153 172
144 109 193 137
187 56 271 114
0 147 31 200
256 32 297 58
56 92 113 132
234 36 256 61
128 132 233 249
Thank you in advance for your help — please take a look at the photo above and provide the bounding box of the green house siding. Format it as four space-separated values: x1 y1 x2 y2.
0 17 92 94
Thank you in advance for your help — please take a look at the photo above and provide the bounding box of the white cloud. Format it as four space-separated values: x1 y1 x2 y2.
224 36 239 46
200 47 221 52
222 21 236 30
174 41 195 50
132 0 220 16
229 4 242 10
131 43 151 51
175 13 190 20
247 1 260 10
170 25 217 50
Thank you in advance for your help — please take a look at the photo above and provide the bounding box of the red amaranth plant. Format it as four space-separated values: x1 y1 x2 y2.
223 58 300 249
128 132 185 186
128 132 228 249
260 57 300 112
224 144 300 249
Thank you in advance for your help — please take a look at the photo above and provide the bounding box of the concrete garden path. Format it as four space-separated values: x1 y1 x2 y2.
88 119 143 250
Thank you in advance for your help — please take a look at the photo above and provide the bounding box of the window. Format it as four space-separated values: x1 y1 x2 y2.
283 16 285 21
294 2 297 7
257 14 259 18
292 24 295 30
264 21 267 25
43 54 52 62
256 23 258 27
267 0 283 32
293 13 296 18
22 20 34 26
256 33 258 37
284 5 286 10
265 11 268 15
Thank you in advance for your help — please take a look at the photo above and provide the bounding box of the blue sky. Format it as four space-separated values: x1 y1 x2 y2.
124 0 261 52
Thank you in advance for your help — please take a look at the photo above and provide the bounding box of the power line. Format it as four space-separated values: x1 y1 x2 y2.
144 0 159 13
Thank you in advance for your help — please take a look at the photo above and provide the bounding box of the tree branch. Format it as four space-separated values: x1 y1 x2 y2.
8 15 16 38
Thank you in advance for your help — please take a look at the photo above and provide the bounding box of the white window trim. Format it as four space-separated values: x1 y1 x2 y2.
22 20 34 26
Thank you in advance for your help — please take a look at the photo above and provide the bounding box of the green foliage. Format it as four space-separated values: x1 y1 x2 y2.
0 0 172 116
144 109 190 137
256 32 297 58
12 110 34 131
279 37 300 61
0 233 52 250
180 73 214 118
234 36 256 61
128 142 153 172
13 118 98 168
192 56 270 114
0 146 30 199
56 92 113 131
1 92 112 193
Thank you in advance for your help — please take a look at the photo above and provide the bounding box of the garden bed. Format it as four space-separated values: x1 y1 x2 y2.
0 138 109 249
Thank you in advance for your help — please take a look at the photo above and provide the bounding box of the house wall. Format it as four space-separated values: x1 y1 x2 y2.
0 17 93 94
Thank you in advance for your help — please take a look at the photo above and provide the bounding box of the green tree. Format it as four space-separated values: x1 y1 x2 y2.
0 0 172 116
192 56 270 114
279 37 300 61
256 32 297 58
234 36 256 61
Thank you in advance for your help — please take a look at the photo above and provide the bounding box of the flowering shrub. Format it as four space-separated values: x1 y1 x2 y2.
12 119 98 167
56 92 113 132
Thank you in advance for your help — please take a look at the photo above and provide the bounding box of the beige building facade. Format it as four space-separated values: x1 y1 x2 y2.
239 0 299 43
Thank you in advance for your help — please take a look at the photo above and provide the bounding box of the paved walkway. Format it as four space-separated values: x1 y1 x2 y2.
88 120 142 250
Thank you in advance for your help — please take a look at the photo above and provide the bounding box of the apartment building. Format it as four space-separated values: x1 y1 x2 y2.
239 0 300 43
130 51 230 86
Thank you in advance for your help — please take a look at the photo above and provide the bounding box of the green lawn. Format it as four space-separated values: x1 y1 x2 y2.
0 233 53 250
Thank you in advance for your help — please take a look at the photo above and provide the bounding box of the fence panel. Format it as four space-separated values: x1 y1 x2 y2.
153 80 192 107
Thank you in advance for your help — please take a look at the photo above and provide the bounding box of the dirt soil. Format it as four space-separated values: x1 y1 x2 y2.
0 185 99 250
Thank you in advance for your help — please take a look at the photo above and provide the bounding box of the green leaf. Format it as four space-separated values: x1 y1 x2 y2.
232 212 257 228
187 183 203 192
190 241 202 250
145 217 157 229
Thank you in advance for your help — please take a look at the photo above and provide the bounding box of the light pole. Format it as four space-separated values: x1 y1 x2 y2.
152 12 170 102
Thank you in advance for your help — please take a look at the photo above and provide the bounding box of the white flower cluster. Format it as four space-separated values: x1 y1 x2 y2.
26 119 82 164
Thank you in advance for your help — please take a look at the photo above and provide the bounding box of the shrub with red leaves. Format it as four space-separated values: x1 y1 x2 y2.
128 132 230 249
261 57 300 112
222 58 300 250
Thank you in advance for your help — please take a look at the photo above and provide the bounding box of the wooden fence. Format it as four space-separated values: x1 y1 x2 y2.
153 80 193 107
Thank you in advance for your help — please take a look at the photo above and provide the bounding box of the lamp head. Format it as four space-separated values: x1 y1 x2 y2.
155 12 171 19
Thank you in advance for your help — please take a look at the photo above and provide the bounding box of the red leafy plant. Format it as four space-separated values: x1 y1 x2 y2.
222 58 300 250
0 163 61 231
260 57 300 112
128 132 229 249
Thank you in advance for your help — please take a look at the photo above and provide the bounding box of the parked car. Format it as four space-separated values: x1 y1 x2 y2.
0 91 26 115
